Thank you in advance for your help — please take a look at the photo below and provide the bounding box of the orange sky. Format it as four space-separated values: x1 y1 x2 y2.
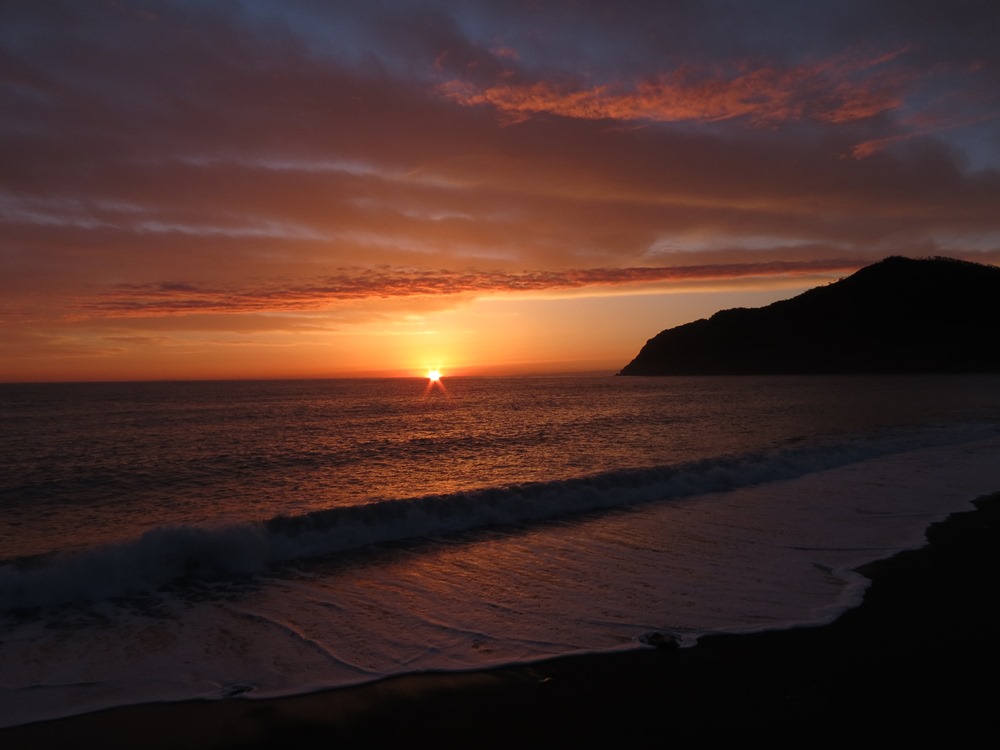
2 1 999 382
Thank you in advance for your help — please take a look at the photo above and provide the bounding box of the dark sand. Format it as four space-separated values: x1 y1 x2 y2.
4 493 1000 748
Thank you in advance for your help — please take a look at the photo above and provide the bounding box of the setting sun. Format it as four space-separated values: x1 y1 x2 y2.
423 367 447 396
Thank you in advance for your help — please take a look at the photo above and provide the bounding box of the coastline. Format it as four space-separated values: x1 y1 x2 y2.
4 492 999 748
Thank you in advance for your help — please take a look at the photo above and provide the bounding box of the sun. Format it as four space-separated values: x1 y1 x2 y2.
422 367 447 397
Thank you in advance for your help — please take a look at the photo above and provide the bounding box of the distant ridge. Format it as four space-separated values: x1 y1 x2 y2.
618 256 1000 375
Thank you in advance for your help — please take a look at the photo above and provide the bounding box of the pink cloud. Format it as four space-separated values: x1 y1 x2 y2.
439 50 913 126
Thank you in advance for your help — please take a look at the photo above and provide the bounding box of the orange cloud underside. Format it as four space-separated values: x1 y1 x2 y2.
78 260 864 319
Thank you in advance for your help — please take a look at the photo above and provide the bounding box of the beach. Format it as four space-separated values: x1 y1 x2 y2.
6 1 1000 743
5 490 997 748
3 376 999 745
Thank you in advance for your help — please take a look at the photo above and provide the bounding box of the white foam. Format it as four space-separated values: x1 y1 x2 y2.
1 435 998 729
3 423 994 611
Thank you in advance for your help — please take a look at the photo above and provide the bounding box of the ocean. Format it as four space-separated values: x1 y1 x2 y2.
1 374 999 727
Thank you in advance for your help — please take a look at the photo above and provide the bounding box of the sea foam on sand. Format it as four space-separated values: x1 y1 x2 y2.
1 435 998 730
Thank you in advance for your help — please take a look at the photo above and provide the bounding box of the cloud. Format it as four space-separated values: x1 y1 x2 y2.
439 50 913 128
850 108 1000 160
2 3 996 275
2 2 999 379
78 259 865 318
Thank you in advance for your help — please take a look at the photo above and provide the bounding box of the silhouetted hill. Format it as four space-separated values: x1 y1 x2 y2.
618 256 1000 375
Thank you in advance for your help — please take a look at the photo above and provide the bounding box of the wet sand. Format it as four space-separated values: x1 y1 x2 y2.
4 493 999 748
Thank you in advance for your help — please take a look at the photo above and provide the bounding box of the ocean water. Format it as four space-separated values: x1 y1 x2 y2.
1 374 999 727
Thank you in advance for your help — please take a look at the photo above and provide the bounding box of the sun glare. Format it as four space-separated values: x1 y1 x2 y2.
423 367 447 396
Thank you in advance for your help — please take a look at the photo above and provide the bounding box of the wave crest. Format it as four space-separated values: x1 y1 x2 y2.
2 425 991 611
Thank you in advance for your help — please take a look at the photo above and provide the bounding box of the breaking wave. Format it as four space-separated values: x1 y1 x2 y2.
1 424 993 611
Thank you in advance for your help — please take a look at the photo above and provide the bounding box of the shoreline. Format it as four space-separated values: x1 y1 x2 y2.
4 492 999 747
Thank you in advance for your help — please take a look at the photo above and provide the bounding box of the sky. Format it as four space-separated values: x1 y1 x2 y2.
2 0 999 382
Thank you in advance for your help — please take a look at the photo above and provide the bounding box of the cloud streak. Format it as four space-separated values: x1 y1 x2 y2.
82 259 865 318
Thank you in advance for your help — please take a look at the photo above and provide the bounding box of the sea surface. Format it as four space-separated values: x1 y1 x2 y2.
1 374 999 727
